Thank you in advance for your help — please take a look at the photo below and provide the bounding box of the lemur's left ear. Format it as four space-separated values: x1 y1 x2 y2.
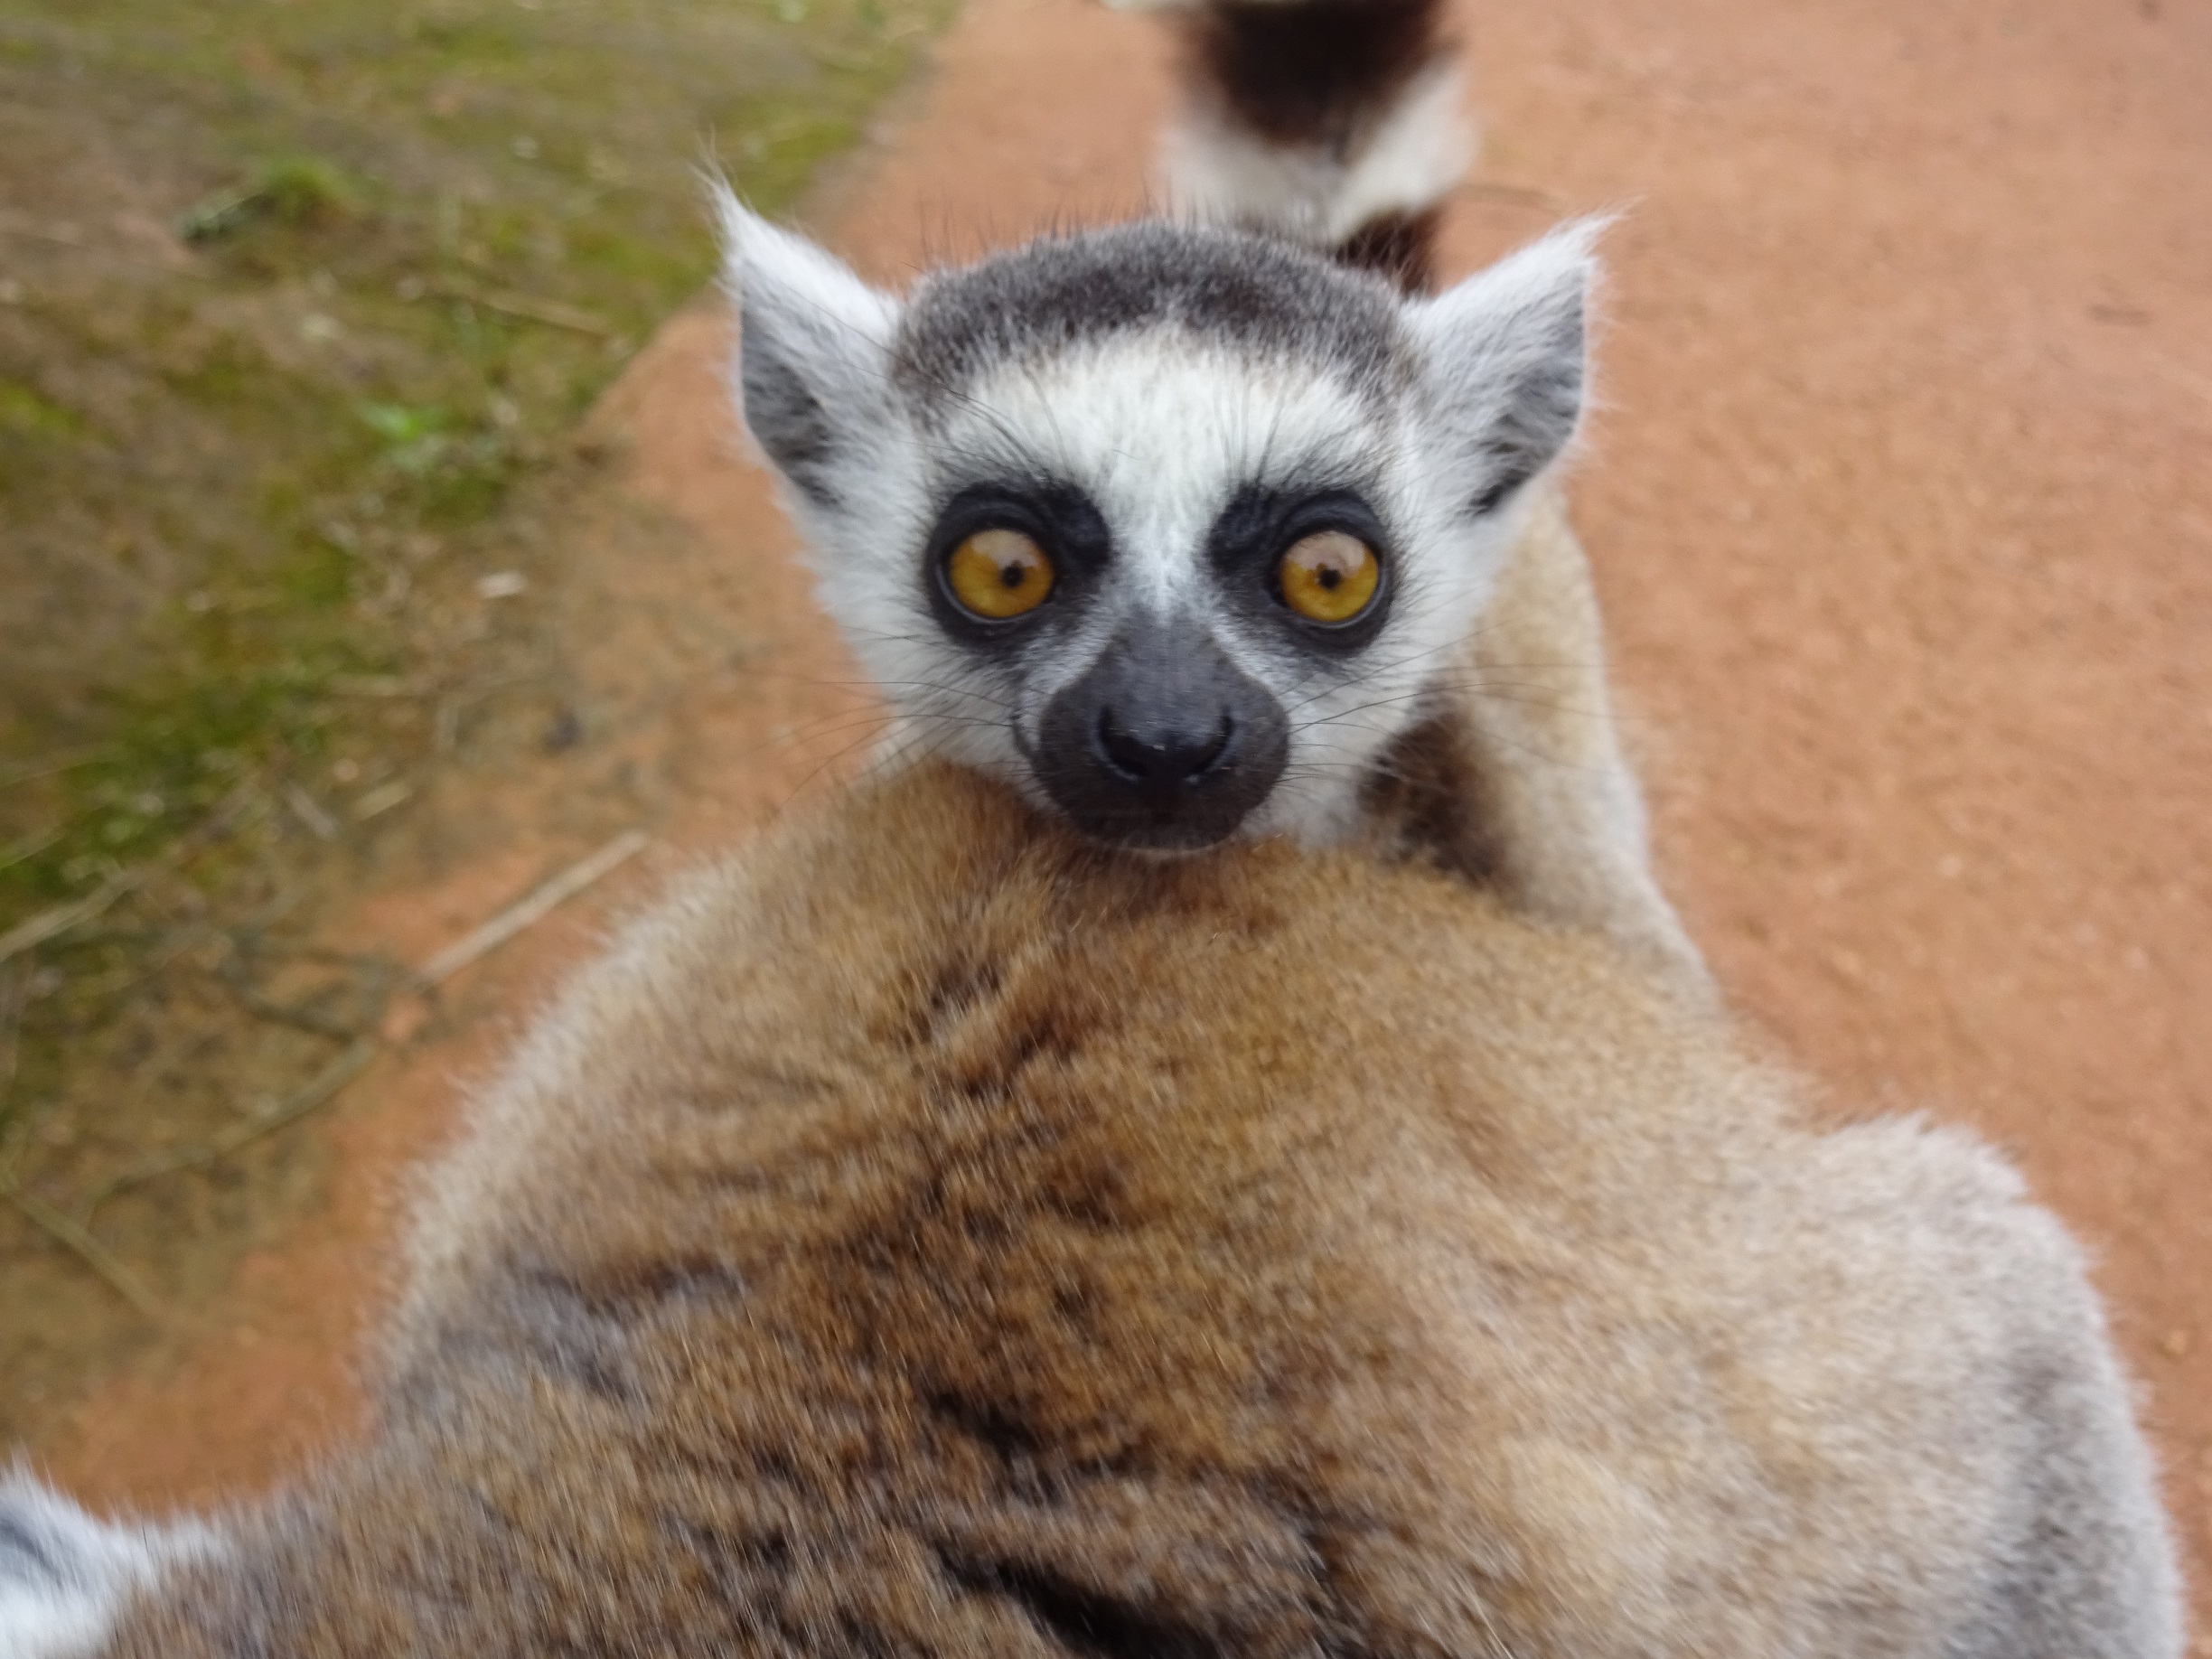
1405 220 1601 518
713 186 901 512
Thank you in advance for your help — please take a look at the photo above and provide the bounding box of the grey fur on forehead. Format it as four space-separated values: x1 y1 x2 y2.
892 221 1408 407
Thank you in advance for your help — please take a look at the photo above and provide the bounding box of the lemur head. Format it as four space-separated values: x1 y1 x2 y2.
719 192 1594 851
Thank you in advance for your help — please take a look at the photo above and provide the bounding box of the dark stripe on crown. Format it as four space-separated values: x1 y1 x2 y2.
892 221 1407 409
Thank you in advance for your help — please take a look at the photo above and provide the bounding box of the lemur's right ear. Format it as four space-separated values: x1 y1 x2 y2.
713 186 901 512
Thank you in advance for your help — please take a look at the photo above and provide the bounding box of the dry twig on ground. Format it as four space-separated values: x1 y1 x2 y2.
9 827 649 1320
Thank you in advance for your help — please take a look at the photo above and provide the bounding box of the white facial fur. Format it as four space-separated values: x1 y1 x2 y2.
889 338 1523 842
717 190 1596 848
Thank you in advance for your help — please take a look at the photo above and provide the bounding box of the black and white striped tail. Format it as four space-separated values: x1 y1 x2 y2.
1124 0 1468 294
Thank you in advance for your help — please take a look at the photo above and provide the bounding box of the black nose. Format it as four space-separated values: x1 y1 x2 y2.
1032 622 1290 851
1096 706 1233 785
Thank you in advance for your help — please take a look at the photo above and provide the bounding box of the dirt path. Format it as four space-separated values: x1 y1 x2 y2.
33 0 2211 1626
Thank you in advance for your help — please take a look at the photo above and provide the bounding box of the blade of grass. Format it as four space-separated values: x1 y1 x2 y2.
0 871 140 966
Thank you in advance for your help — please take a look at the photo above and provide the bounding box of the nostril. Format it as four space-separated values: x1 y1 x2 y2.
1188 713 1233 775
1096 707 1235 785
1095 708 1150 782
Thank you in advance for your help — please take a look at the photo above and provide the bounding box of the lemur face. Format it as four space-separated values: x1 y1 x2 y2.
722 202 1592 850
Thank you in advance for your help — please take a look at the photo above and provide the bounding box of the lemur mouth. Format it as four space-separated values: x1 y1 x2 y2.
1043 761 1274 853
1027 624 1290 852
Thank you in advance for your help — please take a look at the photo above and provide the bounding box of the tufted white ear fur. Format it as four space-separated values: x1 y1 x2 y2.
711 185 903 515
1405 220 1603 519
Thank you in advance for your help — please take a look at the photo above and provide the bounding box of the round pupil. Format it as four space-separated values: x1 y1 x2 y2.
1317 566 1342 590
1000 562 1026 589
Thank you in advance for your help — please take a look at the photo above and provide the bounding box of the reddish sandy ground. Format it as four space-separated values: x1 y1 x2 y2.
33 0 2212 1631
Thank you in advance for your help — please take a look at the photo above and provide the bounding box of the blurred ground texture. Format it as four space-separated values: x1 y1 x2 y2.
0 0 947 1449
4 0 2209 1637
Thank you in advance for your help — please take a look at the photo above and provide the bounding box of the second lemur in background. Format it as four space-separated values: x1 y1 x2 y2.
1150 0 1475 289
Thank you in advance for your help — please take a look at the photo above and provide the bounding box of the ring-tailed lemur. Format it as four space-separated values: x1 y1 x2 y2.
725 0 1704 980
1 2 2182 1655
724 201 1583 850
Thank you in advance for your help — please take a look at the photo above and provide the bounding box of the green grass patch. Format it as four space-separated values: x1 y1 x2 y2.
0 0 951 1399
0 0 953 929
0 378 90 442
180 155 367 244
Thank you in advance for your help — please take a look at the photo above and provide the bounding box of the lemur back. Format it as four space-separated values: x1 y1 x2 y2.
0 2 2180 1654
23 762 2179 1657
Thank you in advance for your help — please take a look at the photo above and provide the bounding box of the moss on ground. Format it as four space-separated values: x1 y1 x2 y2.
1 0 944 904
0 0 950 1431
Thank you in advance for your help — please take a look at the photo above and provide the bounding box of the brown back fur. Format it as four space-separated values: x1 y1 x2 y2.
105 761 2176 1657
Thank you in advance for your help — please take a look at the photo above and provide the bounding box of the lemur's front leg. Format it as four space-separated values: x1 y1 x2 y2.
1359 485 1711 996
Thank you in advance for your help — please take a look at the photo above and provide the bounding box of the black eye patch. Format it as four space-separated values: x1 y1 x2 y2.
922 479 1112 647
1204 483 1396 652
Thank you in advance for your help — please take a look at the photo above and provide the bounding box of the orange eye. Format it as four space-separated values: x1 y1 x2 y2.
1279 530 1380 623
945 529 1055 621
